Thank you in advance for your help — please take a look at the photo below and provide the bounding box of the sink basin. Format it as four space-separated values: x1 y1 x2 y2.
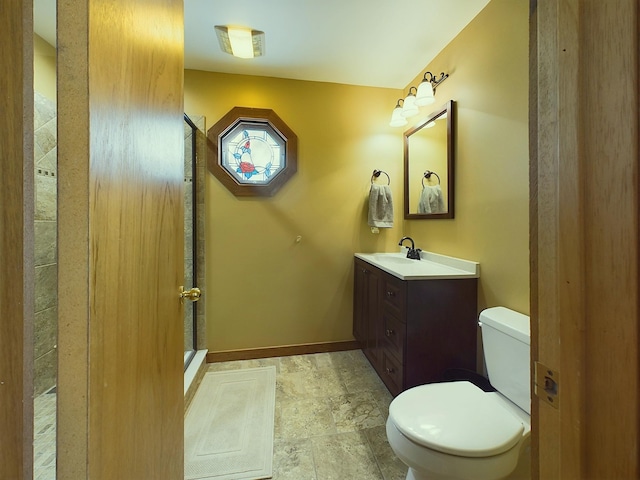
371 254 417 265
355 251 479 280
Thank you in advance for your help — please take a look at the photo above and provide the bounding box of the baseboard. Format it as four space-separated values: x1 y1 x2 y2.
206 340 361 363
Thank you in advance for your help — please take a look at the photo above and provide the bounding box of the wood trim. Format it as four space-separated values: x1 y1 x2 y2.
580 3 639 476
206 341 361 363
531 1 585 476
531 0 640 478
528 2 539 478
57 0 91 476
0 0 34 478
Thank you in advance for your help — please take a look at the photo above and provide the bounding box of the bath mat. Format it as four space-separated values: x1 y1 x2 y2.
184 366 276 480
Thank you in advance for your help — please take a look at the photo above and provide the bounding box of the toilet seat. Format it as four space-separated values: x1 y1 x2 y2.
389 381 525 458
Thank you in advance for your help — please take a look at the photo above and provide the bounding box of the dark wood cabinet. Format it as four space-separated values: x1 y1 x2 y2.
353 257 478 396
353 260 382 368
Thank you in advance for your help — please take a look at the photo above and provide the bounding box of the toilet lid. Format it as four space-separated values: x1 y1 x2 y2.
389 381 525 457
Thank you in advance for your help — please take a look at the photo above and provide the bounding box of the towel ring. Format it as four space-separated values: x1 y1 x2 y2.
371 169 390 185
422 170 441 187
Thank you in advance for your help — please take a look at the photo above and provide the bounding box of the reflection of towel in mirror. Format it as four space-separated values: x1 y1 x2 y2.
418 185 445 214
368 184 394 228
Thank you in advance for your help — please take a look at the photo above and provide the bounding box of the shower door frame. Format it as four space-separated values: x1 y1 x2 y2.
184 112 199 370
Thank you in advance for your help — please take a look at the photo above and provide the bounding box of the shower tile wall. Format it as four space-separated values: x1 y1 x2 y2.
194 116 206 350
34 91 57 395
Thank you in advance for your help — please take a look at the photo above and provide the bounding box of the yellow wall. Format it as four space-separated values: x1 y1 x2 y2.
403 0 529 315
34 34 56 101
186 0 529 353
184 72 404 351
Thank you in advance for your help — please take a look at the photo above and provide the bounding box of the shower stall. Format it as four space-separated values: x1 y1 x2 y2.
183 113 207 372
33 90 58 480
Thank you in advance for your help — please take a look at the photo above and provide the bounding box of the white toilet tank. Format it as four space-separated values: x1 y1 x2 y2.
479 307 531 414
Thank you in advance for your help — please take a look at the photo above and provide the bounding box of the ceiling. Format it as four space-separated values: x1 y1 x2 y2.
34 0 490 89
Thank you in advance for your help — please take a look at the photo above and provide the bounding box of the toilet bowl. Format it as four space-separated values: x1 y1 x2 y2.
386 307 530 480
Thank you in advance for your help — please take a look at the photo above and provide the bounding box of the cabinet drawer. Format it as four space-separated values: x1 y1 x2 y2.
382 276 406 314
380 350 403 396
382 312 405 362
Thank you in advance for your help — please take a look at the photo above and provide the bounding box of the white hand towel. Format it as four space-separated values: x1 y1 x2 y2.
418 184 445 214
368 184 394 228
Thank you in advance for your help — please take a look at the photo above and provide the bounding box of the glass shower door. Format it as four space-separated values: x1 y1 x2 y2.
183 114 198 369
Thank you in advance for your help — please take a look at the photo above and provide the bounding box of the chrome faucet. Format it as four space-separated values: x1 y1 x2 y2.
398 236 421 260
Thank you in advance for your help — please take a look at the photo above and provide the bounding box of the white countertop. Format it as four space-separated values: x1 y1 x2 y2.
355 249 479 280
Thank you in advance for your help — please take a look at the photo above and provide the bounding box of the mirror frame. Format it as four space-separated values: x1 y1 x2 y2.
403 99 455 219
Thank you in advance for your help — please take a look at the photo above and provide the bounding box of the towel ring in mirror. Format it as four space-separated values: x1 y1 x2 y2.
421 170 441 186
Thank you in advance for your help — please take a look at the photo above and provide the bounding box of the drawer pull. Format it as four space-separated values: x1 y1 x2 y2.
385 329 395 337
386 291 395 297
386 367 395 374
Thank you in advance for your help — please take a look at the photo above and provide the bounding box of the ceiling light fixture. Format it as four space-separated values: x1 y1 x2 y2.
215 25 265 59
389 71 450 127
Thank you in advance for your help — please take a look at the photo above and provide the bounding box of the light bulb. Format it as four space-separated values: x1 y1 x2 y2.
415 80 435 107
227 27 254 58
401 93 419 118
389 105 408 127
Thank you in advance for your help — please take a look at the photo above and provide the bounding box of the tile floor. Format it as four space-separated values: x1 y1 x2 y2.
34 389 57 480
33 349 531 480
205 349 407 480
33 350 405 480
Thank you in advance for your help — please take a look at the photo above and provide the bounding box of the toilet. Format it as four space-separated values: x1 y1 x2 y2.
386 306 531 480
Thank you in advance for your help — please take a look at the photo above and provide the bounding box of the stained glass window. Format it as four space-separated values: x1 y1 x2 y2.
207 107 298 197
221 122 286 185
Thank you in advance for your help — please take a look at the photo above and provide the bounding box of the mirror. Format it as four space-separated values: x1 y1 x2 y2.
404 100 455 219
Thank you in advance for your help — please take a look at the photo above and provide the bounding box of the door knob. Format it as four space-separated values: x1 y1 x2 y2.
179 286 201 303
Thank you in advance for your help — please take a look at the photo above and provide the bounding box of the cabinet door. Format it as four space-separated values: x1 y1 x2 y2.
405 279 478 388
353 259 382 369
382 311 405 363
353 261 368 343
380 349 403 396
364 267 381 369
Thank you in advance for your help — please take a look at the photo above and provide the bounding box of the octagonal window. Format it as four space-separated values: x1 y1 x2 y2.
207 107 298 197
221 121 286 185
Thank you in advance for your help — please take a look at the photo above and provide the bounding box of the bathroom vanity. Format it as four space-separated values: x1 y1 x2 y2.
353 251 479 396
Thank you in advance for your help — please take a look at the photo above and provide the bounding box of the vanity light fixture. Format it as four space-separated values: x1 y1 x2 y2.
390 71 450 127
401 86 420 118
415 72 448 105
389 99 408 127
215 25 265 58
415 75 435 106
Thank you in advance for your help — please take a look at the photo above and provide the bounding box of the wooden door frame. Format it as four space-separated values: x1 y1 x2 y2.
55 1 91 476
0 1 34 478
5 1 636 478
530 1 640 478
